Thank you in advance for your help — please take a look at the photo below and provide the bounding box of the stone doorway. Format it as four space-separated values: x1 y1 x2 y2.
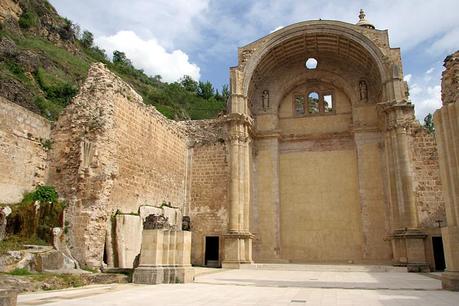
432 236 445 271
205 236 220 267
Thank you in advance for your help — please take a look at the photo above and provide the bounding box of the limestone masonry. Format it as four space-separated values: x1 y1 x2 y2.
1 11 458 289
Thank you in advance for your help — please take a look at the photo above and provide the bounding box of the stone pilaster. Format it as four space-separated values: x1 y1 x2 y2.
222 68 254 268
382 102 428 269
434 51 459 290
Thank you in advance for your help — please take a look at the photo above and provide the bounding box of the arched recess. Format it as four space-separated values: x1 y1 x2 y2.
241 21 389 114
245 21 394 263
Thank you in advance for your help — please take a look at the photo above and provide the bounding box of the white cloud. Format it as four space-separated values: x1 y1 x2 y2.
97 31 200 82
270 26 285 33
404 74 412 83
410 83 442 121
50 0 209 49
429 27 459 54
426 68 434 74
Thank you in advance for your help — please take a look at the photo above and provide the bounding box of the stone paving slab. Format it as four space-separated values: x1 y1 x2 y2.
194 269 442 290
17 268 459 306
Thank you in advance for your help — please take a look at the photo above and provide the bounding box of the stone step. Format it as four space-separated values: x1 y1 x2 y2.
240 263 407 273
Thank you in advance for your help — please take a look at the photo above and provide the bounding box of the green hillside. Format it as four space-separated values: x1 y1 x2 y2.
0 0 227 120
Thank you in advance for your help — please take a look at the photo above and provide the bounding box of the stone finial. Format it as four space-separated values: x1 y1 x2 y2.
356 9 375 29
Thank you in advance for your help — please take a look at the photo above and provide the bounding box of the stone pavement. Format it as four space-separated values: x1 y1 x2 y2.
17 266 459 306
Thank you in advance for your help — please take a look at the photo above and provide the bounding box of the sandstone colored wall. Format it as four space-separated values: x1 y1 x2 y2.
279 140 363 262
0 97 50 204
433 51 459 288
48 63 189 268
186 120 229 266
410 127 445 228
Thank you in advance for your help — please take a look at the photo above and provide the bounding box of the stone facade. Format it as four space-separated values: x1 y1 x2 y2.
433 50 459 290
0 13 450 273
223 15 445 269
0 97 50 204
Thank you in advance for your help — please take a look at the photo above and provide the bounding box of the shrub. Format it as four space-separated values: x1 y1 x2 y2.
18 11 38 29
32 186 58 203
6 186 64 243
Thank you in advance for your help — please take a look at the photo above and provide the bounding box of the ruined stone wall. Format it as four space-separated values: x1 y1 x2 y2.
184 120 229 266
49 63 189 268
410 126 445 228
109 94 188 214
0 97 50 204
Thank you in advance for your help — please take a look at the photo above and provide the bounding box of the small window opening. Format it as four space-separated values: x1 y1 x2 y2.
295 96 305 115
308 92 319 114
305 58 318 69
324 94 333 112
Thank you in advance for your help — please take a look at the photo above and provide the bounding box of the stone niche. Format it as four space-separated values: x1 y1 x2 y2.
133 227 193 284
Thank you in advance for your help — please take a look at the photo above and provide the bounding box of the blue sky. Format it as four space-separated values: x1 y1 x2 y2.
49 0 459 121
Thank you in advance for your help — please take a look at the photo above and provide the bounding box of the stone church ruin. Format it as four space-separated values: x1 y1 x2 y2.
2 10 459 289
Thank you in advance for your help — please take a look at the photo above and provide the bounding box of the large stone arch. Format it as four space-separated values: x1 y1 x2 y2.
223 19 425 269
240 21 390 104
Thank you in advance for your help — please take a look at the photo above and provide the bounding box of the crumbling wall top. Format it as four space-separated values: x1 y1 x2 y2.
442 50 459 105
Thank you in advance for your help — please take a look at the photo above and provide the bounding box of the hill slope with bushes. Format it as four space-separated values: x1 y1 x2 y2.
0 0 227 120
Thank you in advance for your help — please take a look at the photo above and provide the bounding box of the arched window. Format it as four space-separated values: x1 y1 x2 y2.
308 92 319 114
294 96 305 115
292 90 334 116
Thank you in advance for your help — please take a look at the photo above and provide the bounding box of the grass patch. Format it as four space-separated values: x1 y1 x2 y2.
34 96 64 120
9 268 32 276
15 35 90 77
35 67 77 107
0 235 47 255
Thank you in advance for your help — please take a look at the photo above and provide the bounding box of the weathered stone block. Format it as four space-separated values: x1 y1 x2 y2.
0 289 17 306
132 266 164 284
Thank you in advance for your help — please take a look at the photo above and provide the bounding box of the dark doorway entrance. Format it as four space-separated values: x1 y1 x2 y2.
205 236 220 267
432 236 446 271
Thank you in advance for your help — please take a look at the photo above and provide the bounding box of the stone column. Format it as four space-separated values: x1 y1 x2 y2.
382 103 428 270
222 68 254 268
433 51 459 290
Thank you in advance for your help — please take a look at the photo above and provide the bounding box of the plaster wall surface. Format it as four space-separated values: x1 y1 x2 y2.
279 145 362 262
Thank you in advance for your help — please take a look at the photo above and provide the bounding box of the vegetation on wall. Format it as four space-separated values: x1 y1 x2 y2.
3 185 64 244
0 0 227 120
423 113 435 134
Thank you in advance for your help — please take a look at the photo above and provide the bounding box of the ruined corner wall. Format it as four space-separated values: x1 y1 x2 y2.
433 51 459 281
182 120 229 266
0 97 50 204
48 63 189 268
410 126 445 228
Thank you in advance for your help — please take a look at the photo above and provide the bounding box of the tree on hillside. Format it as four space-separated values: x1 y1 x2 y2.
180 75 198 93
221 84 229 102
81 30 94 48
197 81 215 100
112 50 132 67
